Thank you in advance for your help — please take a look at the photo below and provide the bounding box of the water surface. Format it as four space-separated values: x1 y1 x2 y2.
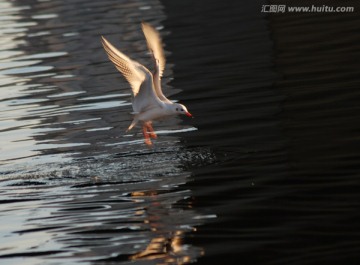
1 0 360 264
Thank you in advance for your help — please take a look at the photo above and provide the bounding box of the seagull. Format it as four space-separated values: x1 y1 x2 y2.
101 22 192 146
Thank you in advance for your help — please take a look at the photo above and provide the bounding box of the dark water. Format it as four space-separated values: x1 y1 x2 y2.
1 0 360 264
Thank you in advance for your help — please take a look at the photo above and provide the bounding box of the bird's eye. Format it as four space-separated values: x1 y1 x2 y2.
176 108 179 111
181 109 184 112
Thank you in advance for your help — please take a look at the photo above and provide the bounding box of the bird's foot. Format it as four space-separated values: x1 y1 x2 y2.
145 122 157 139
148 132 157 139
144 138 153 146
142 124 153 146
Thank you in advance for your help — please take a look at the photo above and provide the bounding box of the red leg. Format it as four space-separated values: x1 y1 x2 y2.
145 122 157 139
142 124 152 146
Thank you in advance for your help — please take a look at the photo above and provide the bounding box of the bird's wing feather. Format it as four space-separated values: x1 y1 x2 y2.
101 36 145 96
141 22 166 77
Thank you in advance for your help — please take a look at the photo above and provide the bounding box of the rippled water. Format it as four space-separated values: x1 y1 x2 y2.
1 0 360 264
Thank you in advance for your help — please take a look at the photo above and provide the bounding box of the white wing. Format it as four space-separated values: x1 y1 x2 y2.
101 36 162 112
141 22 166 77
141 22 172 104
101 36 145 97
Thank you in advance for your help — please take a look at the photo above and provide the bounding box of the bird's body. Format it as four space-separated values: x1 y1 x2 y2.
101 22 192 146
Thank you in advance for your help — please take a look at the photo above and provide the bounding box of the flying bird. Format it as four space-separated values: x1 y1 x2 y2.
101 22 192 146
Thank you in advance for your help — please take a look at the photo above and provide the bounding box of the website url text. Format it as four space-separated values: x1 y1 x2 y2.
261 5 354 13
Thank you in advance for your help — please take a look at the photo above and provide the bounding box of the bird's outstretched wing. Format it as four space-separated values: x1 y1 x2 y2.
101 36 146 97
141 22 166 78
101 36 162 113
141 22 172 104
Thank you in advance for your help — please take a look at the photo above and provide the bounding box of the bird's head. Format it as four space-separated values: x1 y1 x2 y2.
173 103 192 117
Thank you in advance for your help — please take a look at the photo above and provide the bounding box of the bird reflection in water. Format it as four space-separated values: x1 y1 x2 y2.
128 190 204 264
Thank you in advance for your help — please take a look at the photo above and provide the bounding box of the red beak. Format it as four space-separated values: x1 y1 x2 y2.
185 111 193 117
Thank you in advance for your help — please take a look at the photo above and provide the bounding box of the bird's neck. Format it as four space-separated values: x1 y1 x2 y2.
162 102 175 114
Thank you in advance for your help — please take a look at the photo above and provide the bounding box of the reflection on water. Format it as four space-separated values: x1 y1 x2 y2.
0 0 214 264
0 173 212 264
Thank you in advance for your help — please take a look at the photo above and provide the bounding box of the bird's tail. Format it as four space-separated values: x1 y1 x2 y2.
126 114 139 132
